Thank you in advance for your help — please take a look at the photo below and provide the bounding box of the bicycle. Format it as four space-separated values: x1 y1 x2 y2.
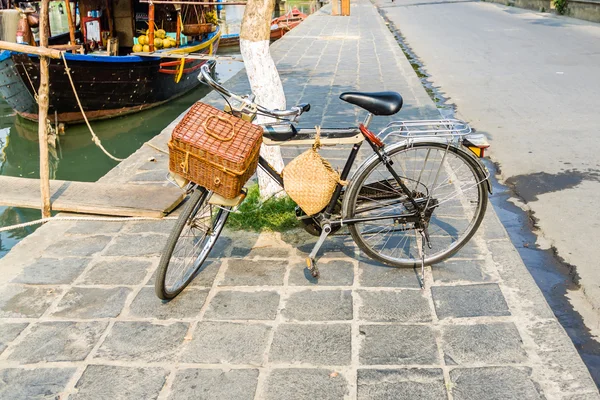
155 65 491 300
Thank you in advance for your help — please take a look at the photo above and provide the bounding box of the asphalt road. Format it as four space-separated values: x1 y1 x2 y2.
374 1 600 314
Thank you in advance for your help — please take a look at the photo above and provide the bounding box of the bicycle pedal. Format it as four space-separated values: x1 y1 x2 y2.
305 258 320 279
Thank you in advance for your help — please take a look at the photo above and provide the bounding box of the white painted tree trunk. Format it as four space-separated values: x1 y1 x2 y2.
240 0 286 199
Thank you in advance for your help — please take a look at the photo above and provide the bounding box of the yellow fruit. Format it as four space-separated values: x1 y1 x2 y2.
143 44 150 52
154 38 163 48
162 40 171 49
132 44 143 53
138 35 147 45
156 29 166 39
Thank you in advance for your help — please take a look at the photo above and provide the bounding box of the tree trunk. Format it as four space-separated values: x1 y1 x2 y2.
240 0 285 199
38 0 51 218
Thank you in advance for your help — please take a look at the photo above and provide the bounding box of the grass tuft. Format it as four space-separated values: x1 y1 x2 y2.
227 184 299 232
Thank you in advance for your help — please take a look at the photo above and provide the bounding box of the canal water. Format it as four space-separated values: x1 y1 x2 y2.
0 2 318 258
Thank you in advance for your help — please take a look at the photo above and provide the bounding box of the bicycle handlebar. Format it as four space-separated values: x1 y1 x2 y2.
198 65 308 120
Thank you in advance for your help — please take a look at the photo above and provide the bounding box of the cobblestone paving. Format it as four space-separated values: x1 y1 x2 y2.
0 1 597 399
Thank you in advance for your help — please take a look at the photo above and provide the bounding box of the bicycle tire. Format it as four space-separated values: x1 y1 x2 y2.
344 142 488 267
155 187 230 300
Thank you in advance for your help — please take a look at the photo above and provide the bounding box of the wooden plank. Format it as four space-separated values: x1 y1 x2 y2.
0 40 63 59
0 176 185 218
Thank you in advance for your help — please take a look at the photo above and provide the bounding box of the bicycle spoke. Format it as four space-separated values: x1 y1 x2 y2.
349 144 486 266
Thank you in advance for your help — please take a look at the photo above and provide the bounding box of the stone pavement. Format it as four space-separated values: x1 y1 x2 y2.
0 1 597 399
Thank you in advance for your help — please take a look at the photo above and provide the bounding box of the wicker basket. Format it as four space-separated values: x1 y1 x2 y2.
182 23 214 35
282 126 346 215
169 102 263 199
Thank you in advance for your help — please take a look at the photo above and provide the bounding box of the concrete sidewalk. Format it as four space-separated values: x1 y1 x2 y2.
0 1 597 399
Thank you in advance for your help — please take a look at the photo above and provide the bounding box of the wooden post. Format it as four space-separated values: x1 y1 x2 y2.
105 0 114 37
0 41 63 58
331 0 339 16
64 0 77 53
38 0 52 219
176 7 181 47
341 0 350 16
148 3 155 51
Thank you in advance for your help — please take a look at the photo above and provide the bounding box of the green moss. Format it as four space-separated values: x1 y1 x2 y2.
227 184 299 232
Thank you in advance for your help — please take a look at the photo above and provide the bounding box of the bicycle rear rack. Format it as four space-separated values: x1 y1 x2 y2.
378 119 471 143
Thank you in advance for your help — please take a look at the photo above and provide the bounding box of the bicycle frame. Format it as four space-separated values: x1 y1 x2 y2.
256 121 425 229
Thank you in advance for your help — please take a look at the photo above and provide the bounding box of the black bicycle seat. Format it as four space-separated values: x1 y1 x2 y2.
339 91 403 116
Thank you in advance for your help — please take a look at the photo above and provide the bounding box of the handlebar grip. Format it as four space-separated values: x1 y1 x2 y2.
298 103 311 113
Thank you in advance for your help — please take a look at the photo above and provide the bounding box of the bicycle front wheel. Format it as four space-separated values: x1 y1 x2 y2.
344 142 488 267
155 187 230 300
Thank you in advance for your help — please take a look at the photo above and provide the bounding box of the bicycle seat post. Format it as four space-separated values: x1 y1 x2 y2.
363 113 373 129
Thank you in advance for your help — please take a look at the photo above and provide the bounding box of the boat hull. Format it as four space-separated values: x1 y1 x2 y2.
0 30 220 124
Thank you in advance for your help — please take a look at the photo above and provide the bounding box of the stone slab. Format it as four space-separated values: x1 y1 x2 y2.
0 322 28 354
358 259 421 288
269 324 351 365
128 287 208 319
95 321 188 362
220 259 287 286
0 368 75 400
122 220 176 234
263 368 349 400
181 322 271 364
104 234 166 257
51 287 131 318
8 321 107 363
442 323 527 365
431 284 510 319
283 290 353 321
357 368 447 400
288 260 355 287
431 260 492 283
450 367 542 400
169 369 259 400
359 325 439 365
44 235 112 257
204 290 280 320
0 285 60 318
12 257 91 285
358 290 432 323
147 259 221 288
72 365 167 400
80 258 153 285
67 221 125 235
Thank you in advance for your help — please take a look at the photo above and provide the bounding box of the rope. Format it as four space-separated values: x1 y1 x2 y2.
60 52 125 162
0 215 177 233
144 142 169 155
21 62 38 100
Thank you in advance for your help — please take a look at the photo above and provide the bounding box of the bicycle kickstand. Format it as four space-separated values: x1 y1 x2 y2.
419 230 427 289
306 224 332 279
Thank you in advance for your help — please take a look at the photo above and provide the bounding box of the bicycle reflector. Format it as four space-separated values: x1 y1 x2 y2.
463 134 490 158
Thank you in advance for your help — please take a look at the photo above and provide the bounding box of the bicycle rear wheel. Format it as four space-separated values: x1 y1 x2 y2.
155 187 230 300
344 142 488 267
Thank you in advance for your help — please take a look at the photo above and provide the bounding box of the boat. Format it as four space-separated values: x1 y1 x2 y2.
219 32 240 48
0 0 220 124
270 7 307 40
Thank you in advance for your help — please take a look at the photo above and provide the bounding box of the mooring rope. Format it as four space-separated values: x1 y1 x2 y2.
60 52 125 162
0 215 178 233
